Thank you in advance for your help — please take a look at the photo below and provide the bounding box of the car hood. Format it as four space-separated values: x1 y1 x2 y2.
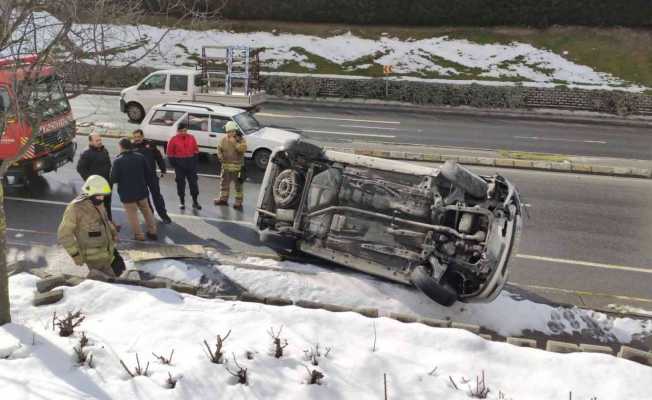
252 127 301 144
121 85 136 96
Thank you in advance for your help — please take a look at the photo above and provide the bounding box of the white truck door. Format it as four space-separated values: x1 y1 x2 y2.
185 112 213 153
169 74 193 102
134 73 168 112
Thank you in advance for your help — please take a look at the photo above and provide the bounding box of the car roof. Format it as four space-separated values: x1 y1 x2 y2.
151 102 244 117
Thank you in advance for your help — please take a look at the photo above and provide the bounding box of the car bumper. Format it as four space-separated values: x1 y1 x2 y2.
5 141 77 185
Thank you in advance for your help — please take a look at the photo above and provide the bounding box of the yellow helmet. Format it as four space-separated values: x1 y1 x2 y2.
225 121 239 133
82 175 111 196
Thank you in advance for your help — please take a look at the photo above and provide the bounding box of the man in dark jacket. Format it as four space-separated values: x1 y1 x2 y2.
110 138 157 241
132 129 171 224
76 133 114 222
166 122 201 210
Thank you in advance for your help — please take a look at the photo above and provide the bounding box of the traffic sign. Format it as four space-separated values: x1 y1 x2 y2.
383 65 393 75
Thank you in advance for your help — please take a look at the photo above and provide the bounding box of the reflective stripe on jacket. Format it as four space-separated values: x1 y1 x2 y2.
57 194 116 268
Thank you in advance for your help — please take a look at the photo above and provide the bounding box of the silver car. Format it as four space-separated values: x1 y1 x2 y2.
255 141 523 306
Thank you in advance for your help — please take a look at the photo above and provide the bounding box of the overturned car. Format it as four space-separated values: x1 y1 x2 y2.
255 141 522 306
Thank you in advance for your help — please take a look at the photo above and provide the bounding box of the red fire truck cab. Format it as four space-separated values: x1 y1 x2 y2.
0 55 76 185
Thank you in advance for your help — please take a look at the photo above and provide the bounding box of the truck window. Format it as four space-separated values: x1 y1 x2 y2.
0 87 10 129
149 110 184 126
138 74 166 91
170 75 188 92
210 116 230 133
187 113 209 132
26 77 71 119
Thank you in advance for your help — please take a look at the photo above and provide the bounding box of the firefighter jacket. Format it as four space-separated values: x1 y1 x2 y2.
57 194 117 268
217 136 247 172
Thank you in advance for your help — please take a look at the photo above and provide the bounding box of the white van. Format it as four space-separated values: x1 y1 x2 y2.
120 69 265 123
140 102 299 170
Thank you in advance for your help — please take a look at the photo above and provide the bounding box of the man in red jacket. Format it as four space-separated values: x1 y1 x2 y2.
166 122 201 210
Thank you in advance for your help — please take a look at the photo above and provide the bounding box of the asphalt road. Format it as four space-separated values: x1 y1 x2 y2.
71 95 652 160
5 136 652 312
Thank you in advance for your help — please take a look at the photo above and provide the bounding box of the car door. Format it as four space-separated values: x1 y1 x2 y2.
135 73 168 111
169 74 193 102
185 113 213 153
143 108 185 145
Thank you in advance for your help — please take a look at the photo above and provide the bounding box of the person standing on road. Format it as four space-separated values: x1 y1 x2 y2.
110 138 158 241
76 133 116 227
132 129 172 224
214 121 247 210
57 175 126 279
166 122 201 210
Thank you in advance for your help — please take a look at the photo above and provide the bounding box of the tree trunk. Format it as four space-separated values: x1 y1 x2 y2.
0 183 10 325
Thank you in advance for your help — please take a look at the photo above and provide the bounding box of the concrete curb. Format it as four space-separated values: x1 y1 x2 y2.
323 147 652 179
29 274 652 367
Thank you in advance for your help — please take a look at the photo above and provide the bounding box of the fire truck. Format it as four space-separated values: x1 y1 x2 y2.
0 55 76 185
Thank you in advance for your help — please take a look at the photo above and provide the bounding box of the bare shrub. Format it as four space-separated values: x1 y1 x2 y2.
268 326 288 358
120 353 150 378
203 330 231 364
225 353 248 385
303 343 332 366
53 311 85 337
152 349 174 365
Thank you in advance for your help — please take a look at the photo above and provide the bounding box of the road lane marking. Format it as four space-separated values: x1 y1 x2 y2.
257 112 400 125
509 282 652 305
5 197 254 226
337 125 400 131
514 136 607 144
517 254 651 274
300 129 396 139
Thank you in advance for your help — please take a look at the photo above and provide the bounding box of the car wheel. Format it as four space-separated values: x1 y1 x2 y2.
440 160 488 199
253 148 271 170
410 265 458 307
273 169 303 208
126 102 145 123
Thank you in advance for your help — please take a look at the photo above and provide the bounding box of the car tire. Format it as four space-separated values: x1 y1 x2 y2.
440 160 488 199
273 169 303 208
253 148 271 170
126 102 145 123
410 265 458 307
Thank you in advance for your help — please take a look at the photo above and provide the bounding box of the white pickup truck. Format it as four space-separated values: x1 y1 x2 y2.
120 69 265 123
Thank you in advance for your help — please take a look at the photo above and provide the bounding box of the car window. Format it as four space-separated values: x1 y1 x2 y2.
138 74 167 90
187 113 209 132
210 116 230 133
233 112 261 134
149 110 185 126
170 75 188 92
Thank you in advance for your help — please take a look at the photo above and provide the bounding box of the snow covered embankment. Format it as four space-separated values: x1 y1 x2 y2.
1 273 650 400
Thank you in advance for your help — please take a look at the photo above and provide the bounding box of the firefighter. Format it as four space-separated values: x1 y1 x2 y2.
57 175 126 279
166 122 201 210
132 129 172 224
214 121 246 210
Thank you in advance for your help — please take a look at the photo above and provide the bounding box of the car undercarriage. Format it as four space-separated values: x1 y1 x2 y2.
256 141 522 306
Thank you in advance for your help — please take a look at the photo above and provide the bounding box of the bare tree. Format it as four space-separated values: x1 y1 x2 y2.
0 0 225 325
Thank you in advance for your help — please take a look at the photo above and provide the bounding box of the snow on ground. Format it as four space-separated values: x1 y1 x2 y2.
2 273 651 400
124 256 652 345
209 257 652 344
4 13 644 91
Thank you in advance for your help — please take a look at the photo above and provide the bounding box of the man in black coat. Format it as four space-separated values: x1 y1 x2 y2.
110 138 157 241
76 133 114 222
132 129 171 224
